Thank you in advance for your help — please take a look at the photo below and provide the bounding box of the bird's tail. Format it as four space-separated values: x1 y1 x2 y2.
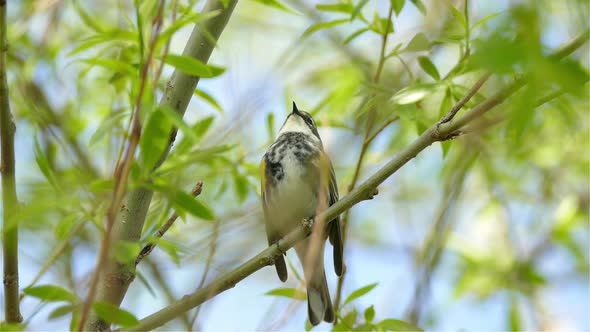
296 240 334 325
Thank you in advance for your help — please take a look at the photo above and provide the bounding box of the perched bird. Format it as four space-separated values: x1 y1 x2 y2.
261 102 343 325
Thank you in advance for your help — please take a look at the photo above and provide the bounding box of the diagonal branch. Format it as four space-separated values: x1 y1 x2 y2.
1 0 23 323
116 31 589 331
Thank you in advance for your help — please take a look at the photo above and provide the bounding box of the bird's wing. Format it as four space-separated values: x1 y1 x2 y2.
323 153 343 276
260 157 288 282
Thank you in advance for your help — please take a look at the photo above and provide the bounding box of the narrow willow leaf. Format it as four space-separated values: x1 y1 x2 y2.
343 27 370 45
194 89 223 113
417 56 440 80
92 302 139 328
343 283 377 306
140 108 174 170
449 3 467 29
72 0 105 32
379 318 423 331
113 240 141 264
33 137 60 191
171 189 215 221
316 3 354 13
364 305 375 322
89 110 128 146
79 58 136 76
402 32 430 53
265 288 306 300
351 0 370 19
471 12 502 31
164 54 225 78
409 0 427 15
158 105 199 142
391 84 438 105
369 13 393 34
48 305 77 320
24 285 78 303
302 19 349 38
251 0 298 14
391 0 405 16
233 171 249 203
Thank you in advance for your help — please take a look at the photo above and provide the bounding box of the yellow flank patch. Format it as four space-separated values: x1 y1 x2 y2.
260 158 266 190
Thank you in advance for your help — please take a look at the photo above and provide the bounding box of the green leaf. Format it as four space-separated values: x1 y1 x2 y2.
157 11 220 46
140 108 174 170
73 0 105 32
391 0 405 16
341 308 358 326
113 240 141 264
92 302 139 328
164 54 225 78
379 318 423 331
90 110 128 146
409 0 426 15
391 83 438 105
79 58 136 76
470 12 502 32
343 27 370 45
302 19 349 38
364 305 375 322
33 137 60 191
417 56 440 80
343 282 377 306
265 287 307 300
316 3 354 13
369 13 393 35
351 0 370 20
192 116 215 141
266 113 275 140
251 0 298 14
158 105 199 143
449 3 467 30
172 190 215 221
233 171 249 203
194 89 223 113
402 32 430 53
48 304 77 320
509 296 521 331
24 285 77 303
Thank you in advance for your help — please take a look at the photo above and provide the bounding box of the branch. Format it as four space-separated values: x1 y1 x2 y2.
83 1 238 330
0 0 22 323
117 31 589 331
134 181 203 266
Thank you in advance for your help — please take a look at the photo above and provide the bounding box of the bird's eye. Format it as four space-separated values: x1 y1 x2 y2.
303 115 314 126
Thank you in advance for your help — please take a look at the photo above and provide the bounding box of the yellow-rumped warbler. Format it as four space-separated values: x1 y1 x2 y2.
261 102 343 325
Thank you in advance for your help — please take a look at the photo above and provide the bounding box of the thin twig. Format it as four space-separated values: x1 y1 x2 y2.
438 73 491 125
115 31 589 332
1 0 23 323
135 181 203 266
77 1 166 329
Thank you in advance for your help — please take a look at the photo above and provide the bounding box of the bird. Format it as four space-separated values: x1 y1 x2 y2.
260 101 343 325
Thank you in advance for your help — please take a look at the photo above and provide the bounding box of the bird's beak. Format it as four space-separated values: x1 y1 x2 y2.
292 101 299 115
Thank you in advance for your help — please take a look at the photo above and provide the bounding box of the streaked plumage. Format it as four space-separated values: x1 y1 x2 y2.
261 102 343 325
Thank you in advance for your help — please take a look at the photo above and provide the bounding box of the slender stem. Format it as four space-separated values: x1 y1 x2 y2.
334 2 395 315
0 0 22 323
135 182 203 266
77 2 165 329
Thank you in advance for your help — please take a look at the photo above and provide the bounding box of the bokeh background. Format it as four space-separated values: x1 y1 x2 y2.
1 0 589 331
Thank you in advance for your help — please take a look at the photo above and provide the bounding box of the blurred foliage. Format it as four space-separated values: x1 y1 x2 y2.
2 0 588 330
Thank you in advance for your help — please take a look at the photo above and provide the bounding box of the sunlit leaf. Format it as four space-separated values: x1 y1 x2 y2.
316 3 354 14
194 89 223 113
369 12 393 35
265 287 306 300
34 137 60 191
343 282 377 306
351 0 369 20
92 302 139 328
48 304 77 320
251 0 298 14
417 56 440 80
409 0 426 15
164 54 225 78
391 0 405 16
24 285 78 303
402 32 430 53
364 305 375 322
343 27 370 45
140 107 174 170
391 84 438 105
379 318 423 331
302 19 349 38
